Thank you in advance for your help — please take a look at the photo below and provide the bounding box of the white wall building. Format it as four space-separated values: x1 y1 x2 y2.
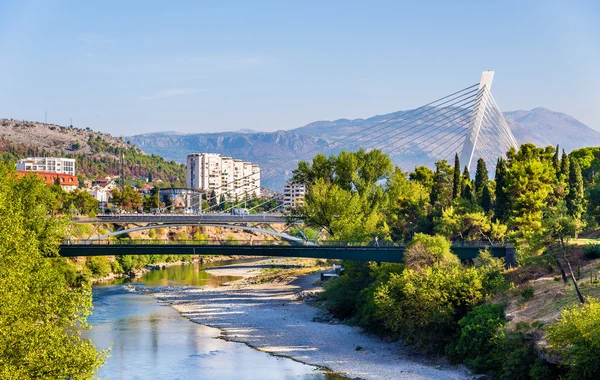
186 153 260 199
16 157 76 176
283 182 305 209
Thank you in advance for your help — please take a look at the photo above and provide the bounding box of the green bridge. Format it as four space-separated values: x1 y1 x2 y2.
59 240 515 265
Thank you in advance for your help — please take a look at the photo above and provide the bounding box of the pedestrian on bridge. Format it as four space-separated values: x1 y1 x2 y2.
374 236 379 248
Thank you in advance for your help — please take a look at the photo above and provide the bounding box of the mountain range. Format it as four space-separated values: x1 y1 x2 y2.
127 108 600 190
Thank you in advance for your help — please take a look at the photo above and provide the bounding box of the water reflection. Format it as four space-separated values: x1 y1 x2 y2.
87 259 342 379
87 286 330 379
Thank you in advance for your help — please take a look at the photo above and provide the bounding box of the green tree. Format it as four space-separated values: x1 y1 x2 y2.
561 149 570 181
552 144 560 178
69 189 99 216
481 185 493 213
453 154 461 200
474 158 488 197
566 157 585 219
547 297 600 379
0 165 105 379
494 158 510 222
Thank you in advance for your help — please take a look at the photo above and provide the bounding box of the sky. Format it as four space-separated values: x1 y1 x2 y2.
0 0 599 136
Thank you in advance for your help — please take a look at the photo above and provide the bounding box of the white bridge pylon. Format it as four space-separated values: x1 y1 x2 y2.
460 71 519 171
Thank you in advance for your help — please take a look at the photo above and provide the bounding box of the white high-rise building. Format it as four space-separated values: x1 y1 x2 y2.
16 157 76 176
186 153 222 196
283 182 305 209
186 153 260 199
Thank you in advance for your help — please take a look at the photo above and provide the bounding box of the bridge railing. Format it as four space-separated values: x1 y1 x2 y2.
62 239 402 247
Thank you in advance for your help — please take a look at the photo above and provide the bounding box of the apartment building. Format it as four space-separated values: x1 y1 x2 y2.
283 182 305 209
16 157 76 176
186 153 260 199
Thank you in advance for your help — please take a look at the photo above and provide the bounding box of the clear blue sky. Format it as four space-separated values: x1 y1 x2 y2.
0 0 598 135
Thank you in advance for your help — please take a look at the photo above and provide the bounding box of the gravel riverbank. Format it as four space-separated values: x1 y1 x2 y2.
151 258 470 380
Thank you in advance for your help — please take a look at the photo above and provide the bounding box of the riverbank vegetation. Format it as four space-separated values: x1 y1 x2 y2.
294 145 600 379
0 163 106 378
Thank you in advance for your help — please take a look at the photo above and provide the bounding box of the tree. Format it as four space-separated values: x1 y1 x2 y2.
561 149 570 180
547 298 600 379
481 185 493 213
494 158 509 222
0 164 105 378
566 157 585 219
452 154 461 200
430 160 454 208
69 189 99 216
552 144 560 178
474 158 488 197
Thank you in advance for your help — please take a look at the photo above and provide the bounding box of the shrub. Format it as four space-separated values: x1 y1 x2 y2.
374 265 488 353
324 261 373 319
446 304 507 372
405 233 459 271
86 256 111 278
547 297 600 379
521 286 535 301
583 244 600 259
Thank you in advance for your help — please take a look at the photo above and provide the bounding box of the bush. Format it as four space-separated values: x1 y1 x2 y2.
583 244 600 259
446 304 507 372
324 261 373 319
521 286 535 301
86 256 111 278
547 297 600 379
405 233 459 270
374 265 488 353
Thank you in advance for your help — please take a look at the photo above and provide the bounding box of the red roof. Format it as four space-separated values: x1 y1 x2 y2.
16 170 79 187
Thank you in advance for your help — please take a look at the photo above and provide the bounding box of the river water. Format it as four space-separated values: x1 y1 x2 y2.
86 260 332 379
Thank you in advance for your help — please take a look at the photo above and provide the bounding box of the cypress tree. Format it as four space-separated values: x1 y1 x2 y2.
560 149 569 180
461 182 474 202
461 166 473 201
452 153 460 200
552 144 560 178
566 157 585 218
481 185 493 213
474 158 488 195
494 158 509 222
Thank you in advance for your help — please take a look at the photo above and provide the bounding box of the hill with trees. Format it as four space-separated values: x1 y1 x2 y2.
0 118 185 186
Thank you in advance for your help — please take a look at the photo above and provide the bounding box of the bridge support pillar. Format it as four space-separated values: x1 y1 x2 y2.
460 71 494 171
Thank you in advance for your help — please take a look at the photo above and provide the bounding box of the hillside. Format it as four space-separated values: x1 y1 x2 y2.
0 118 185 185
127 107 599 190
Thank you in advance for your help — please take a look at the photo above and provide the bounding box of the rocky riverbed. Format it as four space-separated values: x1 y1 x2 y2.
150 258 471 380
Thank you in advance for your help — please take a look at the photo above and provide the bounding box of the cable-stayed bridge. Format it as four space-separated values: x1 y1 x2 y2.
68 71 518 259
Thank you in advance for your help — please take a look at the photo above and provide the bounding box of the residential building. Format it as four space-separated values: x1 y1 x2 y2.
186 153 222 196
88 188 110 203
16 157 76 176
186 153 260 200
159 188 203 211
16 170 79 192
283 182 305 209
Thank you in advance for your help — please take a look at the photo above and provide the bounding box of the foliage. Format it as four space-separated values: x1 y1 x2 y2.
0 164 105 378
373 264 489 352
111 185 143 211
404 233 458 270
86 256 112 278
547 297 600 379
0 136 185 185
582 243 600 259
566 157 585 219
445 304 507 372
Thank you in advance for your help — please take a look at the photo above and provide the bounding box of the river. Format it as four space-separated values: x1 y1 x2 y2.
86 260 335 379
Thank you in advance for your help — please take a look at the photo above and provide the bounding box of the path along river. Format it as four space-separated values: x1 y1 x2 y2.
85 259 335 379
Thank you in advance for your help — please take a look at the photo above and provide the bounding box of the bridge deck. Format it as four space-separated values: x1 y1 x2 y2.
59 240 513 263
72 214 294 224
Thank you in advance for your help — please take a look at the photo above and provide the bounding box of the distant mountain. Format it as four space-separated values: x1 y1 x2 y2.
128 130 330 189
127 108 599 190
504 108 600 152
